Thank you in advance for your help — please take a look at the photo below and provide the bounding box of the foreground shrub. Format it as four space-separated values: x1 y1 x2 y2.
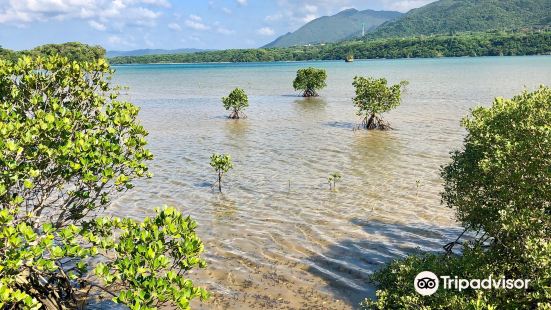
362 86 551 309
1 206 208 309
0 56 207 309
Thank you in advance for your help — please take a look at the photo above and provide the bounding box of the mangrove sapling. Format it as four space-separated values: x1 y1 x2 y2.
222 88 249 119
293 67 327 97
352 77 408 130
328 172 342 191
210 153 233 192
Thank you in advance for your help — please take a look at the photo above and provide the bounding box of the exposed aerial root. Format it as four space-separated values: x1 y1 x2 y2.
228 111 247 119
357 114 393 130
302 89 319 97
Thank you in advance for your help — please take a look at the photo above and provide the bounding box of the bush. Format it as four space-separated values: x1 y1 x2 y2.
222 88 249 119
362 248 502 310
362 86 551 309
0 56 153 227
0 56 207 309
352 77 408 130
293 67 327 97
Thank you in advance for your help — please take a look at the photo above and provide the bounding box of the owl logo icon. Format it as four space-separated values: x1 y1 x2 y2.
414 271 439 296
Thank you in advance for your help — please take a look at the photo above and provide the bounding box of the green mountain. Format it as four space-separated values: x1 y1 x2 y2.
263 9 402 48
369 0 551 38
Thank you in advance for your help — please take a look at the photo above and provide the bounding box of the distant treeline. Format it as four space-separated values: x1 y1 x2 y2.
110 31 551 64
1 31 549 65
0 42 105 63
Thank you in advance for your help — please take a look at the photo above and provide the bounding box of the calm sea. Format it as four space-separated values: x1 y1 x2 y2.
109 56 551 309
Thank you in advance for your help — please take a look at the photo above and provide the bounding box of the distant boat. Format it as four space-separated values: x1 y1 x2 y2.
345 54 354 62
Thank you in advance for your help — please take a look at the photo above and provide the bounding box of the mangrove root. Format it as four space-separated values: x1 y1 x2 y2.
228 111 247 119
302 89 319 97
358 114 393 130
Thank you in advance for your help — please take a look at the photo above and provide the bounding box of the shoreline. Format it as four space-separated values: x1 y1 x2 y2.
109 54 551 66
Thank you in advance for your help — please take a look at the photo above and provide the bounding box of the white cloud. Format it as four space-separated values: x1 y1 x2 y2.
0 0 166 28
188 35 201 42
217 27 235 35
236 0 247 6
141 0 171 8
304 4 318 14
302 14 317 23
184 14 211 30
270 0 435 30
189 14 202 21
257 27 275 36
168 22 181 31
108 35 123 44
385 0 435 12
125 7 161 27
107 34 135 47
185 20 210 31
88 20 106 31
222 7 232 14
265 13 283 22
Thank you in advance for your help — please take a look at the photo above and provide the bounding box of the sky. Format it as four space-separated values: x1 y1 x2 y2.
0 0 435 51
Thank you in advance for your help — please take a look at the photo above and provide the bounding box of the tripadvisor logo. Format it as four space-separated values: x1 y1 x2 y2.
414 271 531 296
414 271 439 296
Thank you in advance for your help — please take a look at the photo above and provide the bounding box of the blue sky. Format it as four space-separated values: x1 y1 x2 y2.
0 0 435 51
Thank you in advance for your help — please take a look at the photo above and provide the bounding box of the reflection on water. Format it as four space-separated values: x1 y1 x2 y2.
212 195 238 221
109 57 551 309
293 97 327 113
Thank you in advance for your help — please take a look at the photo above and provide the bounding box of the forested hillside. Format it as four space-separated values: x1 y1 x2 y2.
368 0 551 38
264 9 402 48
109 31 551 64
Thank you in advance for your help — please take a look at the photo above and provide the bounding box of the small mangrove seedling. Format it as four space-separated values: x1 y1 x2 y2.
222 88 249 119
210 153 233 192
293 67 327 97
352 76 408 130
328 172 342 191
415 179 421 197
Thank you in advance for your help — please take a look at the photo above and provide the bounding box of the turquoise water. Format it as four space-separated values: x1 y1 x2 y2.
110 56 551 309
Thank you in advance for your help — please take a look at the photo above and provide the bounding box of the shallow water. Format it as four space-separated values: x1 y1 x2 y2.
110 56 551 309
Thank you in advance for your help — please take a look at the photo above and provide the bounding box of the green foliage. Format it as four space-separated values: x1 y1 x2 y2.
27 42 106 63
442 86 551 241
0 46 17 63
210 154 233 193
0 42 105 63
352 77 408 130
0 55 152 227
0 206 93 309
362 249 501 310
88 206 209 309
293 67 327 97
0 206 208 310
222 88 249 119
0 56 207 309
368 0 551 39
108 31 551 64
328 172 342 191
362 86 551 309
